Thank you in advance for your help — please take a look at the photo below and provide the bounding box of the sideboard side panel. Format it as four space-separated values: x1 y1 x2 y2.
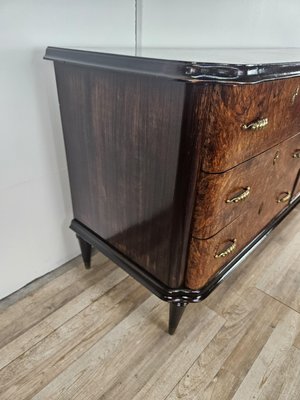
54 62 190 287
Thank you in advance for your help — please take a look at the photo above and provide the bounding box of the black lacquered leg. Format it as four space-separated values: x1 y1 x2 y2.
168 302 188 335
76 235 92 269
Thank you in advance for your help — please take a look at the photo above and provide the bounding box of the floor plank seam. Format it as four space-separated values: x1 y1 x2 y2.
0 262 113 337
0 257 85 312
31 294 157 400
160 314 226 400
0 273 129 372
255 286 300 315
0 255 109 313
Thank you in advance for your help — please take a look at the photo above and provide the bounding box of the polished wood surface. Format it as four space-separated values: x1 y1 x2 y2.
45 47 300 83
199 77 300 172
56 64 187 288
55 63 210 288
1 205 300 399
187 138 300 289
192 133 300 239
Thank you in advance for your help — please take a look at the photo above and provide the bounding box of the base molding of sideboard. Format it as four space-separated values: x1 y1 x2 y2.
71 195 299 334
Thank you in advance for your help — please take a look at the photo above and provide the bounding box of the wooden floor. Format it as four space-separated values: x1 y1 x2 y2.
1 206 300 400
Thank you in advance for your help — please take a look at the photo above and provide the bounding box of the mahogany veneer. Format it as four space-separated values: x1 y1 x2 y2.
45 47 300 334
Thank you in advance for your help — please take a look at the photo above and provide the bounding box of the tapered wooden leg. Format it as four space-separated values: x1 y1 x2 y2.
76 235 92 269
168 302 188 335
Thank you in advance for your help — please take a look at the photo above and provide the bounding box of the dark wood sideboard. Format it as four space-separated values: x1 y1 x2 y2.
45 47 300 334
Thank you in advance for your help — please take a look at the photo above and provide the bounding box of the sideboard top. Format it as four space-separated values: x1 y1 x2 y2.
44 47 300 83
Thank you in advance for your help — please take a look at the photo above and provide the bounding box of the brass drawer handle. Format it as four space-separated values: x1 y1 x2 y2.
242 118 268 131
214 239 237 259
293 150 300 158
226 187 251 204
277 191 291 203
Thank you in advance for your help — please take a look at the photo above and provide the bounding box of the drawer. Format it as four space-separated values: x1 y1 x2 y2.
186 195 286 290
201 77 300 172
187 211 264 289
192 133 300 239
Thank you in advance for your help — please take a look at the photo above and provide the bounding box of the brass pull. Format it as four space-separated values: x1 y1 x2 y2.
293 150 300 159
214 239 237 259
242 118 268 131
226 187 251 203
277 191 291 203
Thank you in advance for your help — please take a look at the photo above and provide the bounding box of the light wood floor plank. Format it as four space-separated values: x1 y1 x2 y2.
232 308 300 400
130 306 224 400
255 207 300 312
31 296 163 400
167 288 269 400
0 266 127 370
0 204 298 400
32 302 223 400
0 278 149 400
74 305 224 400
0 253 113 348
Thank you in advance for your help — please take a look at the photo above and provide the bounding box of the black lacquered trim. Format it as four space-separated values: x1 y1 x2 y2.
185 62 300 83
44 47 190 81
44 47 300 83
70 195 299 304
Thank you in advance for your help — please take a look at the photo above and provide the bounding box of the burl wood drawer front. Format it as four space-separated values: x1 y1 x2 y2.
187 213 261 290
187 198 291 290
187 133 300 290
193 133 300 239
201 77 300 172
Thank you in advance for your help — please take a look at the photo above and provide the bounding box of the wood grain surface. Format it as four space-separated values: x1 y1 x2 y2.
0 205 299 399
54 64 213 288
187 132 300 289
192 132 300 239
199 77 300 172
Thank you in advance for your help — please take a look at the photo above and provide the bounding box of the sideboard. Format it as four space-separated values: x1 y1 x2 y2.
45 47 300 334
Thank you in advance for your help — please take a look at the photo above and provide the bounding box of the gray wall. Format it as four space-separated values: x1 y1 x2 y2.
140 0 300 48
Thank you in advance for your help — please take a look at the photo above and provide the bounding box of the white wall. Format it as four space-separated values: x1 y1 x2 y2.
1 0 300 299
140 0 300 48
0 0 134 299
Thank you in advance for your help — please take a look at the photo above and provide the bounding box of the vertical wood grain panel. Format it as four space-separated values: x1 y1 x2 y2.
54 64 208 287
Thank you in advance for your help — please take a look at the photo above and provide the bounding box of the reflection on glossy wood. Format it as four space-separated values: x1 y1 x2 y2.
187 133 300 289
192 133 300 239
55 64 185 288
199 77 300 172
55 62 214 288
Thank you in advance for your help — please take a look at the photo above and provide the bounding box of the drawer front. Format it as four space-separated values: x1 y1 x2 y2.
201 77 300 172
187 133 300 290
187 212 263 290
193 133 300 239
187 192 291 290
